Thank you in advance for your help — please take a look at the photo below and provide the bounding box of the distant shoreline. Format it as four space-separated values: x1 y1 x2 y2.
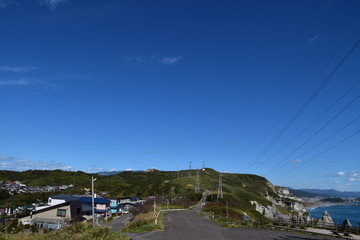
304 201 351 209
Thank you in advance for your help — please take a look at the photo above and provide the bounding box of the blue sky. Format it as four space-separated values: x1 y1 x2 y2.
1 0 360 191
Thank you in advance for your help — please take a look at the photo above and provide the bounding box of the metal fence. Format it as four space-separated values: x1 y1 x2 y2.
271 218 360 235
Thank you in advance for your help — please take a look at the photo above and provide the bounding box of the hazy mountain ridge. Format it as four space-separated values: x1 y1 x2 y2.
288 188 360 198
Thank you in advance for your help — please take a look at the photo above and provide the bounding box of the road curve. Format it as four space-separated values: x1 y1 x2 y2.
128 210 338 240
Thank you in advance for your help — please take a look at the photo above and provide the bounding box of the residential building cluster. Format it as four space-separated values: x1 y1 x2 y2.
0 180 73 194
1 193 143 230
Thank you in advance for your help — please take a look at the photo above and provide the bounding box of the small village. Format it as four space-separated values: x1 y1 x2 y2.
0 179 148 229
0 180 74 194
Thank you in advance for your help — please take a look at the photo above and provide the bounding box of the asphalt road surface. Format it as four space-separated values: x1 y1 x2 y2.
102 213 133 232
128 211 338 240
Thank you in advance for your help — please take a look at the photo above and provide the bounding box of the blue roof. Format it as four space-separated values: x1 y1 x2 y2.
95 209 111 213
50 194 79 202
80 197 110 204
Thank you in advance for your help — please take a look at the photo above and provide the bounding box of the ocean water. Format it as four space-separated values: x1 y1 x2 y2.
307 202 360 226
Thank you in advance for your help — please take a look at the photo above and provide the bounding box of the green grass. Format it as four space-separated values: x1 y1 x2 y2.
122 212 163 233
0 223 130 240
1 168 300 224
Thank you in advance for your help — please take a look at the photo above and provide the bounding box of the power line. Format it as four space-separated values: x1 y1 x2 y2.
262 80 360 175
245 37 360 172
243 25 360 171
264 92 360 176
271 128 360 180
265 114 360 177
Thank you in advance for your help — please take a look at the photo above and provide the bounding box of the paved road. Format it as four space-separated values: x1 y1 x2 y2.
128 211 338 240
102 213 133 232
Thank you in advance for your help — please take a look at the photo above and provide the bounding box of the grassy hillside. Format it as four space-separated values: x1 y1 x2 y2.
1 168 295 223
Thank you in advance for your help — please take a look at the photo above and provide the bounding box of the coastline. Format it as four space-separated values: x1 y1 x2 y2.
304 201 351 209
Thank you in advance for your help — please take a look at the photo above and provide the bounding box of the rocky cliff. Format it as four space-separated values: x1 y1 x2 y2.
250 182 310 222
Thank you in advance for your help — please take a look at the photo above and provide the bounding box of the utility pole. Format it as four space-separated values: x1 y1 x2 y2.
188 161 192 178
195 169 200 193
91 176 97 227
217 172 223 199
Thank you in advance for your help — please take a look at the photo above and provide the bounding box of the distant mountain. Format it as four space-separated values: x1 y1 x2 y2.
97 170 144 176
288 188 360 198
97 171 124 176
287 188 322 198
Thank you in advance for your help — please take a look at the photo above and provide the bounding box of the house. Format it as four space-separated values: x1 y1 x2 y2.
120 196 139 204
35 194 79 211
79 197 111 219
48 194 79 206
19 199 83 229
119 196 140 211
108 198 120 215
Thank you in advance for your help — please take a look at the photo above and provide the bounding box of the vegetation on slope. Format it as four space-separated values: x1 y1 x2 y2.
0 223 129 240
320 197 345 203
1 168 296 223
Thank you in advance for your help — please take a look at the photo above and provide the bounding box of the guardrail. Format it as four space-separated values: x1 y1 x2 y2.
272 218 360 235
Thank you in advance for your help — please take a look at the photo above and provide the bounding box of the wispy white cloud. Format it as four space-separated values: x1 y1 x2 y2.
308 35 319 43
0 65 37 72
123 54 145 65
0 0 8 8
85 167 105 173
325 171 360 180
317 158 335 163
0 154 72 171
39 0 67 10
0 79 30 86
159 56 181 65
0 78 64 90
292 159 301 163
147 151 158 154
324 0 335 8
0 0 14 8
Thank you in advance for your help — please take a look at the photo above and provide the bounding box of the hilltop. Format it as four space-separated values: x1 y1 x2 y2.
0 168 308 223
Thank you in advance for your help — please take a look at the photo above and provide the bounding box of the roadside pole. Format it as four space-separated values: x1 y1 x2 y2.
92 176 97 227
153 201 157 225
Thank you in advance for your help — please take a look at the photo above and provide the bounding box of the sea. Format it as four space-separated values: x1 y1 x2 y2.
307 202 360 227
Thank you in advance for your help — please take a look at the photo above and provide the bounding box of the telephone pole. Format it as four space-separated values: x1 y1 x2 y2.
91 176 97 227
195 169 200 192
217 172 223 199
